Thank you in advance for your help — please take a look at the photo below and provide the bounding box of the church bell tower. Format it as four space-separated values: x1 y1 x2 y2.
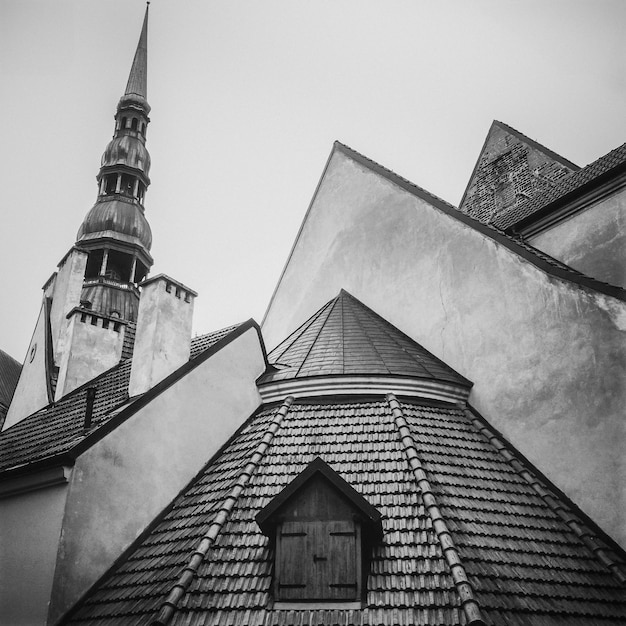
4 5 159 429
77 5 153 321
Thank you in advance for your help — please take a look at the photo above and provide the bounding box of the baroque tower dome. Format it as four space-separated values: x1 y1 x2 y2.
75 4 153 322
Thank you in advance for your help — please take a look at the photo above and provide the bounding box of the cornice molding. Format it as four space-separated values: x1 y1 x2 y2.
258 374 470 404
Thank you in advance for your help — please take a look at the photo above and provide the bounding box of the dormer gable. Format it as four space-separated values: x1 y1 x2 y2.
256 457 382 605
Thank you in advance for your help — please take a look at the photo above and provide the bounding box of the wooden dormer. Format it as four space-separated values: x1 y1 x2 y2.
256 457 383 604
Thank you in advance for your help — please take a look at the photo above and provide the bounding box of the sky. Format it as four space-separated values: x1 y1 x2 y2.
1 0 626 361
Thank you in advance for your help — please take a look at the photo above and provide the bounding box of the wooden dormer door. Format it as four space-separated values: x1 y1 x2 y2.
276 519 362 601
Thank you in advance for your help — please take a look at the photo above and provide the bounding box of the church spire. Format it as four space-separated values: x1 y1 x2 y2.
74 6 154 323
125 3 149 100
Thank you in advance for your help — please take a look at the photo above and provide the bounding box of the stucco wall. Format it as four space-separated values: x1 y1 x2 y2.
129 277 194 396
55 312 126 399
3 302 50 430
263 149 626 546
0 482 68 625
48 326 265 623
49 249 88 359
530 186 626 289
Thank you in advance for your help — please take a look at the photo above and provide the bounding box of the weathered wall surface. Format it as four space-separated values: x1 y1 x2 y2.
3 302 50 430
263 149 626 546
0 482 68 625
48 326 266 624
49 249 88 358
55 311 126 399
530 186 626 289
460 123 575 224
129 276 195 396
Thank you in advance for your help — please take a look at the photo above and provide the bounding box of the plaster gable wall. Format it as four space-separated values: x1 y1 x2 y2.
529 185 626 289
263 149 626 546
48 249 88 359
4 302 50 430
55 313 126 399
48 326 266 624
0 483 68 625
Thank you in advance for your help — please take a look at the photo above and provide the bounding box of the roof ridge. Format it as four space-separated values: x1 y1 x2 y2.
152 395 294 626
294 294 341 378
335 140 456 211
269 298 335 363
344 293 389 373
334 143 626 303
342 290 469 383
350 293 439 378
386 394 485 626
464 408 626 585
502 141 626 232
492 120 580 171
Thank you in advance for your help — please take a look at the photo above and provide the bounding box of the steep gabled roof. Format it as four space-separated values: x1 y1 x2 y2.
329 142 626 301
499 141 626 232
0 325 239 475
64 396 626 626
260 290 469 386
458 121 579 225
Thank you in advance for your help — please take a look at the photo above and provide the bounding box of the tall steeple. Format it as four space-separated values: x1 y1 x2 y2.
75 2 153 322
125 4 149 102
4 5 159 426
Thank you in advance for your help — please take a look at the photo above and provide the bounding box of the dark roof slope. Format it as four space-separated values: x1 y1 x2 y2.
65 397 626 625
260 290 469 386
0 348 21 410
0 325 238 475
497 142 626 231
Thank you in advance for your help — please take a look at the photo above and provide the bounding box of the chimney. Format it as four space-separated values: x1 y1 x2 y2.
128 274 197 397
55 309 127 400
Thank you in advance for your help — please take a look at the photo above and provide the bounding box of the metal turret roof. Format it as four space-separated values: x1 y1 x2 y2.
260 290 470 387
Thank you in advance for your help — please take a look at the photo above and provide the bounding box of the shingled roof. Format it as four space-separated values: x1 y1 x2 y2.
0 325 238 475
63 298 626 626
497 141 626 232
63 396 626 626
260 290 469 387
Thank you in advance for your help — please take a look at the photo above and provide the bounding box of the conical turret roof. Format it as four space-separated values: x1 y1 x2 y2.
260 289 470 386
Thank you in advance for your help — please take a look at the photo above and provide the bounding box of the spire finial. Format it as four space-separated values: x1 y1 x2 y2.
124 4 149 99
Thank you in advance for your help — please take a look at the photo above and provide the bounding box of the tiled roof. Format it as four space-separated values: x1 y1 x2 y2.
495 142 626 231
0 348 21 410
0 325 238 475
65 396 626 625
260 290 469 386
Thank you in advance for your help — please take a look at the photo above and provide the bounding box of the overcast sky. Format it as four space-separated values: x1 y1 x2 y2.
1 0 625 361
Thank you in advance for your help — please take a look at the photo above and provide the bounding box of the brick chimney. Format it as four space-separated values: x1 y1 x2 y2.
128 274 197 397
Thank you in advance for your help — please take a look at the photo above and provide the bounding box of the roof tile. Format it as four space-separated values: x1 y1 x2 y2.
66 398 626 626
0 325 238 474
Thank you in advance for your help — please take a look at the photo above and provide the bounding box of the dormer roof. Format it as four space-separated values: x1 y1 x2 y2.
256 456 383 538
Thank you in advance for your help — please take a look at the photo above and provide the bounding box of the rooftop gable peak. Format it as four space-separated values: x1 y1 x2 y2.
260 289 470 390
459 120 579 225
256 456 383 538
